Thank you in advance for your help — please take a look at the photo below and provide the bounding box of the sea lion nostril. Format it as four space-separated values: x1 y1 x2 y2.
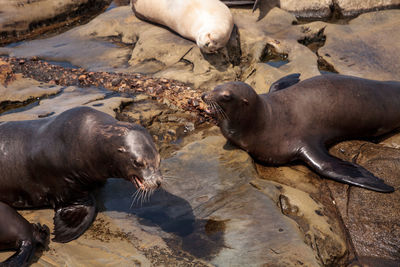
156 180 161 188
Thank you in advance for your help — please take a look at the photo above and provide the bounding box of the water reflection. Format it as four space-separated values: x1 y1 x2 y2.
106 0 130 11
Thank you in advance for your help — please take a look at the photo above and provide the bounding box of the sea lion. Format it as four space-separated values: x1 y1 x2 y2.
131 0 234 53
0 202 49 267
0 106 163 265
202 73 400 192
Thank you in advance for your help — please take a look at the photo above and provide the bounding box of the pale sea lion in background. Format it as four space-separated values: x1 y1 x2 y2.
132 0 234 53
0 107 163 266
202 74 400 192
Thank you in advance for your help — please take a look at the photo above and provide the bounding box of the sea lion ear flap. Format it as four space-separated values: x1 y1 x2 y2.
242 98 249 105
118 147 127 153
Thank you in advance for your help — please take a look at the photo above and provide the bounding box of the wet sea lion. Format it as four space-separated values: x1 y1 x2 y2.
0 106 163 265
202 74 400 192
0 202 49 267
132 0 234 53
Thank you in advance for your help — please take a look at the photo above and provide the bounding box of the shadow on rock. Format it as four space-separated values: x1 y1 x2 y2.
256 0 280 21
98 179 225 261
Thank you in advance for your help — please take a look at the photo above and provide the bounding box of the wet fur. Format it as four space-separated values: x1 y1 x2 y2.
203 74 400 192
0 107 162 265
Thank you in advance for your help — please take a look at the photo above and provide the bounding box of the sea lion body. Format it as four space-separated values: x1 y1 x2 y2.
132 0 234 53
0 202 48 267
203 74 400 192
0 107 162 265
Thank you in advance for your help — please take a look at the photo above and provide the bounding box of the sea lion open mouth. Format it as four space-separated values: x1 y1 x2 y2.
204 102 215 115
131 175 145 190
202 97 228 121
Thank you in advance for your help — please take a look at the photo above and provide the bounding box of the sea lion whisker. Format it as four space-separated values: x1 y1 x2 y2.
130 189 142 208
211 101 225 119
213 102 229 121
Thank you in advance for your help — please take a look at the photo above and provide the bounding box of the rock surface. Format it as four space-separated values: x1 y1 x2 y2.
261 0 400 19
1 2 400 266
0 0 112 45
327 141 400 264
336 0 400 17
318 9 400 81
2 6 398 93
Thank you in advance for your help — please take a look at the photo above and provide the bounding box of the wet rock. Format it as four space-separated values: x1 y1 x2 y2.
255 164 350 266
0 84 132 121
0 71 62 114
328 141 400 263
274 0 400 19
0 209 211 266
336 0 400 18
280 0 332 19
99 133 324 266
0 0 112 45
318 10 400 81
232 7 321 93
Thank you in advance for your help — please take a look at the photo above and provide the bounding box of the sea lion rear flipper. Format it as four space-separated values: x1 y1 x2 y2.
3 241 35 267
299 145 394 192
52 194 97 243
268 73 301 93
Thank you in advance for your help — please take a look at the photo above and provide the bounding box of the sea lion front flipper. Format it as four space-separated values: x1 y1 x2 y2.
252 0 260 12
52 194 97 243
299 145 394 193
268 73 301 93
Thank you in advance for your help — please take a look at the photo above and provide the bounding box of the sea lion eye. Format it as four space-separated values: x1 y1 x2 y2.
221 91 231 101
133 159 144 168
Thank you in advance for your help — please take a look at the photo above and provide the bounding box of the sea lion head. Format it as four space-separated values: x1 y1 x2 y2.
196 28 231 53
109 124 163 192
201 81 259 124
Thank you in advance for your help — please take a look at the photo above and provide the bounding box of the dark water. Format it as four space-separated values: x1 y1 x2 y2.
266 59 289 68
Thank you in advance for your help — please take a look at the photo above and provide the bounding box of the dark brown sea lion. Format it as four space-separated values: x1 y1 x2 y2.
0 106 162 265
0 202 49 267
202 73 400 192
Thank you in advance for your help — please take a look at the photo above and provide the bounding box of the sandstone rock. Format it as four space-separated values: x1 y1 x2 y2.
336 0 400 17
327 141 400 263
256 164 350 266
100 134 325 266
319 9 400 81
0 0 111 45
272 0 400 19
280 0 332 19
232 7 321 93
0 85 132 121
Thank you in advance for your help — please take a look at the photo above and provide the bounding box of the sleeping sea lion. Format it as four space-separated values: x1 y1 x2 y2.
132 0 234 53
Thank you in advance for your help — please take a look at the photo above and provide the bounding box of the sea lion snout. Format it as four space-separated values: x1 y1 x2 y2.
201 92 209 102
